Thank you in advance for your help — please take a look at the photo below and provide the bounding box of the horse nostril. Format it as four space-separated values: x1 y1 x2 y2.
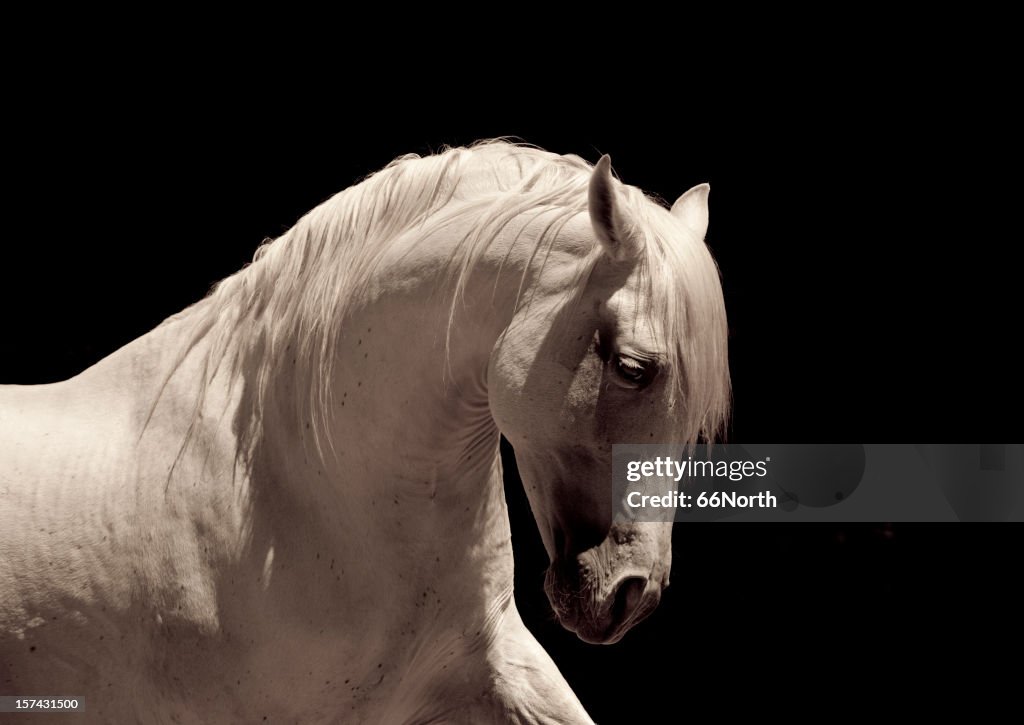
610 576 646 625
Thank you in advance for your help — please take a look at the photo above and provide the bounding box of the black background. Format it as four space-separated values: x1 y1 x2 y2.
1 70 1018 720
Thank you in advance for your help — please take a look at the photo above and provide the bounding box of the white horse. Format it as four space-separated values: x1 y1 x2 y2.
0 141 729 723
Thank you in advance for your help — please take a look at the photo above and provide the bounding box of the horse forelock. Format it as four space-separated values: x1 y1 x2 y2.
628 198 732 444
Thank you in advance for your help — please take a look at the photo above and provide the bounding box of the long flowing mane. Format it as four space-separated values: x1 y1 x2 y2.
155 140 730 466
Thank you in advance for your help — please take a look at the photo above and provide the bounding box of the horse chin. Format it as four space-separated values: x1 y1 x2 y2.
565 612 630 646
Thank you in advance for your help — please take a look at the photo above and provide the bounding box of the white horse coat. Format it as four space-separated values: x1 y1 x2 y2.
0 142 729 723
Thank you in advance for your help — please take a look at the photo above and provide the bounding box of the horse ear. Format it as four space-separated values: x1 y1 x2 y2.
589 155 641 262
671 183 710 240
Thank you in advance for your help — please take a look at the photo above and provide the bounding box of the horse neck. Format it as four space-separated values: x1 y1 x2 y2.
245 214 567 619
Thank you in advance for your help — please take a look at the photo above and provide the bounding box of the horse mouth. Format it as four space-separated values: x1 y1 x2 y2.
544 561 659 645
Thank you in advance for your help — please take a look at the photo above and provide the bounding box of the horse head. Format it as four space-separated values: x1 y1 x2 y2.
489 155 730 644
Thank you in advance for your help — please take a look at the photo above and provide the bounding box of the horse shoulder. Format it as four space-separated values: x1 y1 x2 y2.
0 377 141 701
0 366 226 699
0 378 132 583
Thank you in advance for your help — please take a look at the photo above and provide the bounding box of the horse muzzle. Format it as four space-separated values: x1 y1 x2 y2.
544 525 669 644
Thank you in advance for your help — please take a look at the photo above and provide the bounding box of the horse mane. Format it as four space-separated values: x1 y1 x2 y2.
155 140 730 471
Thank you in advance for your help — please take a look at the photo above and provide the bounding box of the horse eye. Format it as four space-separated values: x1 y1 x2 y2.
615 355 650 386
